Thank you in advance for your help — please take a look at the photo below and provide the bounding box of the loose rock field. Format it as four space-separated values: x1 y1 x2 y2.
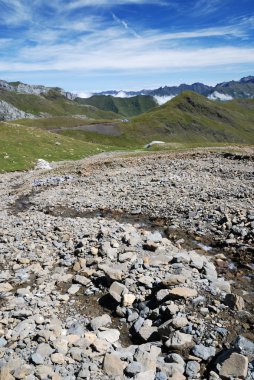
0 151 253 380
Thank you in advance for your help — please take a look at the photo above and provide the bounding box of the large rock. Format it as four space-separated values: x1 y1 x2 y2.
169 287 198 299
219 352 248 379
0 282 13 292
99 264 123 280
103 352 127 377
224 293 245 311
138 325 159 342
109 281 128 303
234 335 254 358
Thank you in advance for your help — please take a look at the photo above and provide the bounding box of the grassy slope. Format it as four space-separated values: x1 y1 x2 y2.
1 91 254 172
125 92 254 144
0 122 114 172
0 89 118 119
76 95 157 117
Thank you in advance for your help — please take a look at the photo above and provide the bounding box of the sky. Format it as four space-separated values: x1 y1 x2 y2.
0 0 254 93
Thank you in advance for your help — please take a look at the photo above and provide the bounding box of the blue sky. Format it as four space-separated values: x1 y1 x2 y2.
0 0 254 92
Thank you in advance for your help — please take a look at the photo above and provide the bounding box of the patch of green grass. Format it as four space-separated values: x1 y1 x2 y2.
0 122 113 172
76 95 158 117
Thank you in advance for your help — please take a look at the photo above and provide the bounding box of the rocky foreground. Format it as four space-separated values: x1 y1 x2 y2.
0 151 253 380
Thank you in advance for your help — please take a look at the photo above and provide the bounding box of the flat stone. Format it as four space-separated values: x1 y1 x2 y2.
165 331 193 350
99 264 123 281
97 329 120 343
103 352 127 377
192 344 216 360
149 254 172 267
138 325 159 342
156 289 171 302
169 287 198 299
162 275 187 287
90 314 112 331
171 316 189 329
74 275 90 286
0 367 15 380
67 284 81 294
135 370 155 380
0 283 13 292
219 352 248 379
185 361 200 378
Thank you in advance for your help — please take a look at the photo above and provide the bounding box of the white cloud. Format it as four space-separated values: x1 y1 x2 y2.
208 92 233 101
66 0 166 9
76 91 93 98
153 95 175 105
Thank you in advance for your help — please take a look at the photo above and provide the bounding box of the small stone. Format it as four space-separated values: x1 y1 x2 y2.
68 284 81 294
219 352 248 379
138 325 159 342
122 293 136 307
125 362 142 376
171 317 189 329
51 353 65 364
74 275 90 286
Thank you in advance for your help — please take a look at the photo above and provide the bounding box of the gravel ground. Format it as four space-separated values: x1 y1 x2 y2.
0 150 253 380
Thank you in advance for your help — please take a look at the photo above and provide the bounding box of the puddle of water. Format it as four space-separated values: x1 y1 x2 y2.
57 282 132 347
195 242 213 252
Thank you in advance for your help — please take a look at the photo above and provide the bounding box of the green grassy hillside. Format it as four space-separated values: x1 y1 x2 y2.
0 122 115 172
125 92 254 144
0 89 118 119
76 95 157 117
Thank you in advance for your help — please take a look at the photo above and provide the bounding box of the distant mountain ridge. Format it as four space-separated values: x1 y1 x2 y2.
98 76 254 100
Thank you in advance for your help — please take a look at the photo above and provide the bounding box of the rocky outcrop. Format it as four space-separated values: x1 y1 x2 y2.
0 79 77 99
0 100 37 120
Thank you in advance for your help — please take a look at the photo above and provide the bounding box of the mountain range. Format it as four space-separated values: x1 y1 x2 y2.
97 76 254 101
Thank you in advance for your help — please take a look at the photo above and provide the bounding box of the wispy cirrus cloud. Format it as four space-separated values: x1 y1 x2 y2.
0 0 253 90
112 12 141 38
